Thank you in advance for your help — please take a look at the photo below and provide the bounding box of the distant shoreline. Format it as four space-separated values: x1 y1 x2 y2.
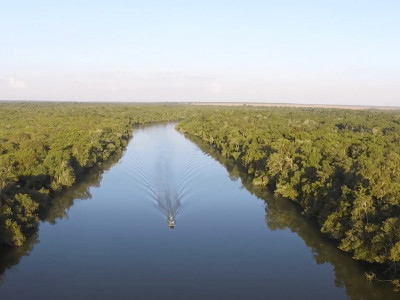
190 102 400 110
1 100 399 110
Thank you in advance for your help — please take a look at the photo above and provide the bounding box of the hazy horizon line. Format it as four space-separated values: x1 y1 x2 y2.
1 99 399 110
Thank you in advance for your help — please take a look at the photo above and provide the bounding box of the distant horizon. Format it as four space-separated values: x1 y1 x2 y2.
1 1 399 107
1 99 399 110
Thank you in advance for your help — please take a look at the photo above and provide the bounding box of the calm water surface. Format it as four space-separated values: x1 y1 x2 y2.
0 124 397 299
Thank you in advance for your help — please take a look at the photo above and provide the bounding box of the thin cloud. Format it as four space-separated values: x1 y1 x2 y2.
7 77 26 89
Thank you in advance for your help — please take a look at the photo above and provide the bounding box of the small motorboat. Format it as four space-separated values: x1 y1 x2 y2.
168 218 175 229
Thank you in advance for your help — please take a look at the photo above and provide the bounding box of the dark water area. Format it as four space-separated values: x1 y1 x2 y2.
0 124 398 299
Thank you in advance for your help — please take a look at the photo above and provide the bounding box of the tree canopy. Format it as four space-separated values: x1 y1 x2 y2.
0 102 195 246
177 106 400 290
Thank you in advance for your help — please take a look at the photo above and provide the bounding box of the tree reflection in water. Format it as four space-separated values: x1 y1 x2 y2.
0 151 123 285
184 133 399 300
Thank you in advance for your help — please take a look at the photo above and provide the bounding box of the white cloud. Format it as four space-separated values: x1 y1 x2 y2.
7 77 26 89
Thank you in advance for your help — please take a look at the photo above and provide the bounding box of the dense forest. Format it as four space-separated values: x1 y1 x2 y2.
1 102 400 290
177 106 400 290
0 145 124 284
0 102 195 247
184 133 398 298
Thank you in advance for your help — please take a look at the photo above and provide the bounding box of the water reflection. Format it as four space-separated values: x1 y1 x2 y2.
184 133 399 300
127 124 203 229
0 150 124 284
155 154 180 229
0 233 38 285
2 124 399 299
157 189 179 228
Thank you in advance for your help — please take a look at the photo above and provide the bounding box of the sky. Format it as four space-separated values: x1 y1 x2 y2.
0 0 399 106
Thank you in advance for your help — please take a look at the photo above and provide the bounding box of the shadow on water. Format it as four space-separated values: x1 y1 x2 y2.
183 132 399 300
0 150 124 285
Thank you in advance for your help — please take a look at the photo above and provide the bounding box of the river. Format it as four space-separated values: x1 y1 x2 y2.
0 124 397 299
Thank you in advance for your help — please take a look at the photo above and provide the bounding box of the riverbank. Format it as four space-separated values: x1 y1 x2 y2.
0 102 195 246
177 106 400 291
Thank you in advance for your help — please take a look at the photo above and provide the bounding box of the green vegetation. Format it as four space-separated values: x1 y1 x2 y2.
185 133 399 298
177 106 400 289
0 102 194 246
2 102 400 290
0 146 122 284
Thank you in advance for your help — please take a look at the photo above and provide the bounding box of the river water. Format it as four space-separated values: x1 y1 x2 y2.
0 124 398 299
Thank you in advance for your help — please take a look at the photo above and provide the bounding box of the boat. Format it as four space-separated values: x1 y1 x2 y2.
168 217 175 229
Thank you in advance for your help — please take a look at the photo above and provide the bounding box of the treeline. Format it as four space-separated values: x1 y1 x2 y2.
183 133 399 299
177 106 400 289
0 102 194 246
0 144 123 284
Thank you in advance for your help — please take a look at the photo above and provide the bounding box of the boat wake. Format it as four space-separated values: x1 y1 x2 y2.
125 125 206 228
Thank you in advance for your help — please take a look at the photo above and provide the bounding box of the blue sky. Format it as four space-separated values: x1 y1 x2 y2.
1 0 399 106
